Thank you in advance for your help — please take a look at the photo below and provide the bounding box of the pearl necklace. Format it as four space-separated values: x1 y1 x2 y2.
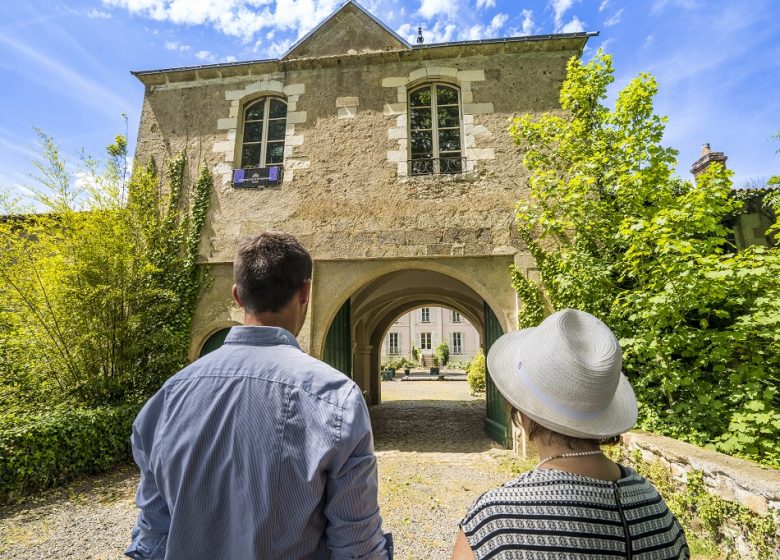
535 450 603 469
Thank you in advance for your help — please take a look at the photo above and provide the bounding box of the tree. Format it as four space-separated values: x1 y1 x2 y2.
0 132 212 408
510 52 780 466
770 131 780 187
434 341 450 367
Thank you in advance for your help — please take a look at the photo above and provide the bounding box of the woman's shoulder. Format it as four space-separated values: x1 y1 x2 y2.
463 465 657 519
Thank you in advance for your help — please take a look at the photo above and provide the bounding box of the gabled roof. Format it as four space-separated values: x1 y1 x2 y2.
282 0 410 60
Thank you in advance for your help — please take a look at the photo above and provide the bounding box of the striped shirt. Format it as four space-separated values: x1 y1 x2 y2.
126 326 388 560
460 466 689 559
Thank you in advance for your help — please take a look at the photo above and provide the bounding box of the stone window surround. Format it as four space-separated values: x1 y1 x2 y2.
213 73 309 187
383 66 496 177
451 332 463 355
388 332 400 354
420 332 432 350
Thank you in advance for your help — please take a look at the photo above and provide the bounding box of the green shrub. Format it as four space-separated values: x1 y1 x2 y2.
467 349 486 394
0 403 140 503
381 356 415 371
434 342 450 367
448 359 471 371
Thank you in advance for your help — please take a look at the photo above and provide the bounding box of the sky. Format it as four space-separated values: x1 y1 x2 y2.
1 0 779 202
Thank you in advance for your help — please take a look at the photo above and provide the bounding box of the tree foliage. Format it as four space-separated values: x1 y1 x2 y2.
0 132 212 409
434 341 450 367
510 51 780 467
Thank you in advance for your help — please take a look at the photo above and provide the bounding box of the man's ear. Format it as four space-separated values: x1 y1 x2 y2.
299 279 312 305
232 284 243 308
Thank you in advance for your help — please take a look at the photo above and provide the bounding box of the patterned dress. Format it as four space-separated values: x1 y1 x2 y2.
460 466 689 559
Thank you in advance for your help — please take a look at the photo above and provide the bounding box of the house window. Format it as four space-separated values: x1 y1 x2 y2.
240 97 287 169
451 310 461 323
451 332 463 355
420 307 430 323
408 83 462 176
420 332 432 350
388 332 400 354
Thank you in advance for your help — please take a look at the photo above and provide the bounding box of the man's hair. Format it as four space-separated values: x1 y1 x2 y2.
233 232 313 314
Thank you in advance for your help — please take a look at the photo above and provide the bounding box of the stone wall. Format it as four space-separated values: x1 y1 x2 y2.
133 40 583 265
622 431 780 558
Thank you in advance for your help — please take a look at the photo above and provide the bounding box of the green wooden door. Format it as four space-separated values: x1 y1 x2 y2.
484 302 510 447
323 299 352 379
199 327 231 358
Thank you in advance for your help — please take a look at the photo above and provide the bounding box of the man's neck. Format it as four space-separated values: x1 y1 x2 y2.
243 312 298 335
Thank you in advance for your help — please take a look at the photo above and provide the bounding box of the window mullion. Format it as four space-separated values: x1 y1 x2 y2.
260 98 269 168
432 85 442 173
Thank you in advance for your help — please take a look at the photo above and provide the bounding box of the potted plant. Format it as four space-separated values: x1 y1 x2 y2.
430 354 440 377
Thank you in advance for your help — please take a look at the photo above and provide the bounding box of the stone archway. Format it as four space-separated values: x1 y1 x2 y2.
350 269 486 405
316 259 515 447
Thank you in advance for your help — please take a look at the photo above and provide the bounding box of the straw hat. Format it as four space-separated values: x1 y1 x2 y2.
486 308 637 439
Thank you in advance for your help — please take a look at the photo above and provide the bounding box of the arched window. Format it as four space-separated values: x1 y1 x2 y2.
408 83 463 175
240 97 287 169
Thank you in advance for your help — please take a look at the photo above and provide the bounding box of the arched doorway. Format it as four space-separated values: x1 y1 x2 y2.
321 268 511 447
199 327 232 357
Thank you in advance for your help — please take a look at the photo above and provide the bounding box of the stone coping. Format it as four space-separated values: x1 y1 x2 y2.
622 430 780 516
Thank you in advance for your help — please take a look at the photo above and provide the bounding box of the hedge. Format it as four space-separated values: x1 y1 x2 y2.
0 403 141 503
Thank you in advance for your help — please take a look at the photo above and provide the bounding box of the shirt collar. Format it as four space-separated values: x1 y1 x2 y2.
223 325 301 350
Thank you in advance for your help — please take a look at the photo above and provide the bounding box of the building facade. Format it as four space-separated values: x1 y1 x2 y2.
131 0 593 445
381 306 480 363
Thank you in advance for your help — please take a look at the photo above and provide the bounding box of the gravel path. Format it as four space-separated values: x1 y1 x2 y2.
0 380 532 559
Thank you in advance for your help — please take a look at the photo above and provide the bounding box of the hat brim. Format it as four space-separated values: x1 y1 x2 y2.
487 329 638 439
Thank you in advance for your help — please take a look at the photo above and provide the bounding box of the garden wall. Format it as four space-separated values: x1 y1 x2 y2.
621 430 780 558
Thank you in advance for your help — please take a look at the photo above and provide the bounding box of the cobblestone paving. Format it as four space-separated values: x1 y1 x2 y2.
0 380 532 559
372 380 531 560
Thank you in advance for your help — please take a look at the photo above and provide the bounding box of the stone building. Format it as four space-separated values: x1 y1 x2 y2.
131 0 594 446
381 306 480 364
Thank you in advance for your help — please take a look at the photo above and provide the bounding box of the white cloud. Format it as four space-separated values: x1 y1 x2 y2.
651 0 702 14
224 55 238 63
604 8 622 27
102 0 341 42
644 34 654 48
195 50 216 62
559 15 585 33
164 40 191 52
598 0 609 12
550 0 576 30
398 21 456 44
520 9 534 36
599 37 614 52
462 12 508 40
266 38 293 57
87 8 112 18
418 0 457 19
476 0 496 8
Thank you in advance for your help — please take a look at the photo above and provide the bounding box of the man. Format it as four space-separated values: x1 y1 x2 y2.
126 231 388 559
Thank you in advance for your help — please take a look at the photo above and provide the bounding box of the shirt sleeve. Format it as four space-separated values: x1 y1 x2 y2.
323 385 389 560
125 401 170 559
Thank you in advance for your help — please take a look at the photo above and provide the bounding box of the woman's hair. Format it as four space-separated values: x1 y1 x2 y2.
509 407 620 448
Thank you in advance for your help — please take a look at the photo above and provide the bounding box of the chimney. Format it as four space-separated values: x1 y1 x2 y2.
690 143 727 181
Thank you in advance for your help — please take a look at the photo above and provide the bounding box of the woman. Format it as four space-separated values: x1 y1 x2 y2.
452 309 689 559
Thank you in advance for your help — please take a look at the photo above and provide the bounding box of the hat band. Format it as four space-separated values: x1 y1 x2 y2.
513 348 607 421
